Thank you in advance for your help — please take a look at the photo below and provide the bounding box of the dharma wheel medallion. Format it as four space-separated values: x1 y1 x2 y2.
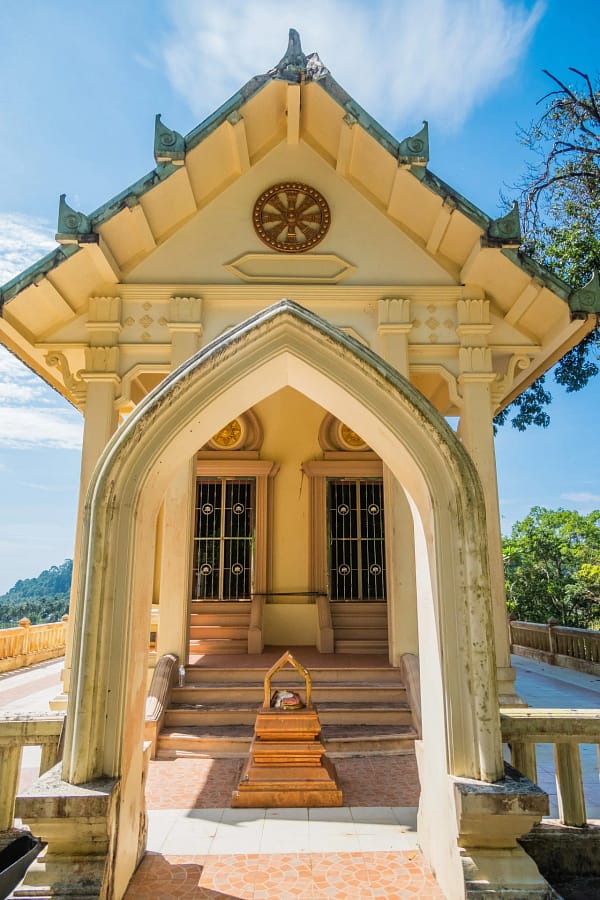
211 419 243 448
253 182 330 252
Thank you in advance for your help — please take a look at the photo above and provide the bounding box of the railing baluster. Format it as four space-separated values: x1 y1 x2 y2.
510 741 537 783
0 744 23 829
40 738 60 774
554 743 586 826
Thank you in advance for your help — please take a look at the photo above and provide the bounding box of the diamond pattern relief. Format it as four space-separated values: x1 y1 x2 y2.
140 315 154 328
425 317 439 330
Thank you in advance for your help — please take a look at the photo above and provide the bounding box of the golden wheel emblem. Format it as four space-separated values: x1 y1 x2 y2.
253 182 330 253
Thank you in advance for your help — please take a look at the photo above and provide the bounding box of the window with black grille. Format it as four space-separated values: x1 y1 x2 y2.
327 479 386 601
192 478 254 600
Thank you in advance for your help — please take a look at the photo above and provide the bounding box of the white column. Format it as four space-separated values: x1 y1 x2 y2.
383 466 418 665
62 349 120 693
155 298 203 661
457 299 515 700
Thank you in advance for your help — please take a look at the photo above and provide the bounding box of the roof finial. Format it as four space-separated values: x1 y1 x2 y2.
269 28 308 80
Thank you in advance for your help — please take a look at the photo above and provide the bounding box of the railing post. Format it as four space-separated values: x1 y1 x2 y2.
554 743 586 826
18 617 31 657
0 744 23 829
547 618 558 656
40 738 60 774
510 742 537 784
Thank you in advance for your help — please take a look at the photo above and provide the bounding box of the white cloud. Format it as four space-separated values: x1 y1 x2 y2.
0 406 82 450
561 492 600 505
163 0 544 131
0 213 55 286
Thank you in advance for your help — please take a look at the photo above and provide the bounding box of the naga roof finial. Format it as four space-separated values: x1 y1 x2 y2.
268 28 329 83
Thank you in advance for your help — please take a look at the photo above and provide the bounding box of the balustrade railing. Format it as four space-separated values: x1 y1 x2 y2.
0 713 65 830
509 619 600 674
0 617 68 674
501 709 600 827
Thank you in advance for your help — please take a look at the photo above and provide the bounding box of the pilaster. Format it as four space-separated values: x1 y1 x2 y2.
377 298 412 376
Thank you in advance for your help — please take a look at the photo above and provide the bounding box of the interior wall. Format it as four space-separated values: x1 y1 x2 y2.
254 386 325 593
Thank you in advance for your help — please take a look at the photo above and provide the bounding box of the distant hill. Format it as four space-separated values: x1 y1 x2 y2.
0 559 72 628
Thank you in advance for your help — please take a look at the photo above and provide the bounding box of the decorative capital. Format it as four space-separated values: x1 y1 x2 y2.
168 296 203 332
83 346 120 376
398 121 429 166
486 202 521 247
377 298 412 334
56 194 94 244
154 114 185 165
568 270 600 320
458 347 494 378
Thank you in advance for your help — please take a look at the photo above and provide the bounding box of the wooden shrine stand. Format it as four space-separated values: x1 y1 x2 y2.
231 651 342 807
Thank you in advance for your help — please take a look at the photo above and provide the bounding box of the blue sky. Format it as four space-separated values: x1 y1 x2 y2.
0 0 598 593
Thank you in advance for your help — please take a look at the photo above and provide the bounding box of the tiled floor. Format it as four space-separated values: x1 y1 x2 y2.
125 849 443 899
145 755 420 810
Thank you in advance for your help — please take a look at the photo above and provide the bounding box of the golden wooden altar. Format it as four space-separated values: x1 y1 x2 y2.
231 650 342 807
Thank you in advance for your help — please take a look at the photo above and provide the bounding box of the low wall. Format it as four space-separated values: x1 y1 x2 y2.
509 620 600 676
0 617 67 674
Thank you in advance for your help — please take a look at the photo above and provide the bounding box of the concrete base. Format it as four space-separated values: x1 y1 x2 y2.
14 765 120 900
454 764 556 899
519 821 600 882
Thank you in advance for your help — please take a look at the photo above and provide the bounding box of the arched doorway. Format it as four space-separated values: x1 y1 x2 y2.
63 300 502 897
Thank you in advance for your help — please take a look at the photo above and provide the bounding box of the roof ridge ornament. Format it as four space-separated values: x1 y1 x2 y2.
268 28 329 83
154 114 186 165
486 202 522 247
398 121 429 166
568 270 600 320
56 194 94 245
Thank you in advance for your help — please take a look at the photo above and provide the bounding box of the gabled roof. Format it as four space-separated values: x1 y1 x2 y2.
0 29 598 415
2 27 598 317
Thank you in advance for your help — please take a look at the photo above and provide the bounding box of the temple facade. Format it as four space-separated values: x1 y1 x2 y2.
2 30 599 899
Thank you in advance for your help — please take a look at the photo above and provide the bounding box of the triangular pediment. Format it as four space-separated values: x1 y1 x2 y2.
126 141 454 286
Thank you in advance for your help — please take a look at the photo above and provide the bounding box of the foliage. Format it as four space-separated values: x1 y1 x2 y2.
504 508 600 628
0 559 72 628
496 69 600 431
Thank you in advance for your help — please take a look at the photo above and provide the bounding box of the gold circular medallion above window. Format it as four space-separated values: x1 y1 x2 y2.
209 419 244 449
253 182 330 253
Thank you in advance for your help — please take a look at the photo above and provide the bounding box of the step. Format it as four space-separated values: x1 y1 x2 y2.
165 702 411 727
183 665 403 684
190 600 251 613
188 639 248 654
189 625 249 640
334 627 388 640
171 683 407 704
156 724 417 758
189 613 250 627
335 640 389 654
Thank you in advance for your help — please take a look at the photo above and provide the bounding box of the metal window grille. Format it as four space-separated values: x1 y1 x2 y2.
192 478 255 600
327 479 386 601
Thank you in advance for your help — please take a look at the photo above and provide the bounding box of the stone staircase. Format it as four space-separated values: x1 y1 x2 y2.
188 601 251 655
157 660 416 758
330 602 388 654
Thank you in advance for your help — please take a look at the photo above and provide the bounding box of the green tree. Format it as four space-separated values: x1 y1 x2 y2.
504 507 600 628
0 559 72 628
496 69 600 431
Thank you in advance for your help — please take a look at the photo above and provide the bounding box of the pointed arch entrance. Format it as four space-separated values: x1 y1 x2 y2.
63 300 503 896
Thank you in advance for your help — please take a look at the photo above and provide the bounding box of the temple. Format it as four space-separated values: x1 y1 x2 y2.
1 29 599 899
